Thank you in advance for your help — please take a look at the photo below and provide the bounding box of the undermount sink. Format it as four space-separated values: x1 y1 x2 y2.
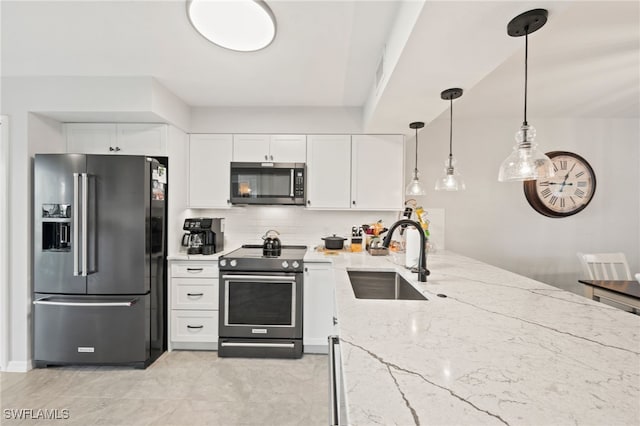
347 270 427 300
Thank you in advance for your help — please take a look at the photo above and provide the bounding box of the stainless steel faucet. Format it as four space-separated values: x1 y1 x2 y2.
382 219 429 282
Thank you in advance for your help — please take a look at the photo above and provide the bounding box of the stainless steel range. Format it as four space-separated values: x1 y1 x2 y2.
218 244 307 358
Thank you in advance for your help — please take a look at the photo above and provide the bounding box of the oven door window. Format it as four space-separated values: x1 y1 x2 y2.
231 167 293 199
226 280 295 327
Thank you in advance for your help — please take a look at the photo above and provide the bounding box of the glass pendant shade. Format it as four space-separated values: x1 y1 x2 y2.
187 0 276 52
498 124 554 181
405 121 426 196
500 9 552 182
435 88 465 191
435 157 466 191
406 170 426 196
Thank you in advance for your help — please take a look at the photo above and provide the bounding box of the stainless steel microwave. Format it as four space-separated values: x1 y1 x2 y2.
230 162 306 205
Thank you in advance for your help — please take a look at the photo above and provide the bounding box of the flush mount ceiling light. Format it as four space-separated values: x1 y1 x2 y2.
187 0 277 52
406 121 426 196
498 9 554 182
435 88 466 191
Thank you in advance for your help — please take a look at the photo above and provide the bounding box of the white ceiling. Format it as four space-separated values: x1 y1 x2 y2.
2 0 638 133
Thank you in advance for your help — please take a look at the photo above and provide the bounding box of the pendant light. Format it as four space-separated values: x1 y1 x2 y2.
435 88 465 191
498 9 554 182
406 121 426 196
187 0 277 52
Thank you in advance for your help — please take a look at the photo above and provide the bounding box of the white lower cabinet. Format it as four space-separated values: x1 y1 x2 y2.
303 261 335 354
168 260 219 350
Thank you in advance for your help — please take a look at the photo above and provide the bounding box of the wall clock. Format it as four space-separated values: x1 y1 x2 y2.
523 151 596 218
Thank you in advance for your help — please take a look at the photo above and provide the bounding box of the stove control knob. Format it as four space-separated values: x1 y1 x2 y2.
281 261 289 269
219 259 227 267
230 260 237 267
292 261 300 269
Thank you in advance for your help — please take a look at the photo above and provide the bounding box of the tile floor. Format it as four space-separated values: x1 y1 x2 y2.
0 351 329 425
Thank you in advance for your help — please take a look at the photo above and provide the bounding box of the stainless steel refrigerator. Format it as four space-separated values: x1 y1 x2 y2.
33 154 167 368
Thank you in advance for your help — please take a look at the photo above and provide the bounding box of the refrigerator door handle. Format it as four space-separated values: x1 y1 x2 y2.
73 172 80 276
81 173 88 276
33 297 138 307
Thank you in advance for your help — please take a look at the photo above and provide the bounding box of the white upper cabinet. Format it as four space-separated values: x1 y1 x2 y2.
65 123 167 156
306 135 351 209
269 134 307 162
351 135 404 210
66 123 117 154
233 134 306 162
188 134 232 208
116 123 167 155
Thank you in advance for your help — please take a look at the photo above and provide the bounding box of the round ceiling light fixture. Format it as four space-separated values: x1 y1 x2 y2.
187 0 277 52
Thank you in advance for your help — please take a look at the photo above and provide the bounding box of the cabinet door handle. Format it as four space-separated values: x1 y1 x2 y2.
307 200 311 205
265 155 268 160
115 146 121 152
352 200 356 205
109 146 115 151
270 155 273 161
186 268 204 272
187 293 204 297
187 325 204 329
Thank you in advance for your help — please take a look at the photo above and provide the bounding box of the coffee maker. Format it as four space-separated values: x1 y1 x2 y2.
181 218 224 255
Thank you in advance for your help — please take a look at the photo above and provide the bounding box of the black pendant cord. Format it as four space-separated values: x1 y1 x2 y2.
523 29 529 126
414 127 419 173
448 98 454 168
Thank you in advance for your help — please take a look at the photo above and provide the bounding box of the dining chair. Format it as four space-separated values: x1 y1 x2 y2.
577 252 632 280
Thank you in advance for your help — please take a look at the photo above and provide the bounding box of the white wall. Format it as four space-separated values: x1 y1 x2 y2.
414 116 640 294
190 106 363 134
0 115 10 371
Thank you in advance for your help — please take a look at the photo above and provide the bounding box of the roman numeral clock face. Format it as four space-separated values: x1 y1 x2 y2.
523 151 596 218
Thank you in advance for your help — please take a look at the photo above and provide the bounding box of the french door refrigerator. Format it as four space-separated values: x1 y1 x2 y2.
33 154 167 368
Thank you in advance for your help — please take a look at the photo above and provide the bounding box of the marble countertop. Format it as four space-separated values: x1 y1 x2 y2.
318 249 640 425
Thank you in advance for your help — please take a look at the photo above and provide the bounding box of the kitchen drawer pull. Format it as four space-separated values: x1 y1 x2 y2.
187 325 204 329
187 292 204 297
186 268 204 272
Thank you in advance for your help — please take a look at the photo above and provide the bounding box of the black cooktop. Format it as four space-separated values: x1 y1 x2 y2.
219 244 308 272
230 245 307 259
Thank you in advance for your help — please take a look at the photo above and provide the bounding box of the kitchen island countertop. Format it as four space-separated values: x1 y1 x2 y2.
305 248 640 425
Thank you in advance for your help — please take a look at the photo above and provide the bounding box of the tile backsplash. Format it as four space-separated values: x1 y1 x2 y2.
174 206 444 254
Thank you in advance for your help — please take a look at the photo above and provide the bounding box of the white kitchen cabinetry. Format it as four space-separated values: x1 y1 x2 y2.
188 134 232 208
168 261 219 351
303 261 335 354
65 123 167 156
233 134 306 162
306 135 351 209
351 135 404 210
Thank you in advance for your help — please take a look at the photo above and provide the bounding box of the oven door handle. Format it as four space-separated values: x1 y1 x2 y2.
220 342 295 349
222 274 297 282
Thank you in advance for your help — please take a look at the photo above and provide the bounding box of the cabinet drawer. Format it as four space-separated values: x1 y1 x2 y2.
171 263 218 278
171 310 218 343
172 278 218 310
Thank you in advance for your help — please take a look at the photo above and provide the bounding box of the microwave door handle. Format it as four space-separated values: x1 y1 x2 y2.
290 169 294 197
73 173 80 276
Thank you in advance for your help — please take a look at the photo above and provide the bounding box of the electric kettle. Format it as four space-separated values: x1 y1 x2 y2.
262 229 281 257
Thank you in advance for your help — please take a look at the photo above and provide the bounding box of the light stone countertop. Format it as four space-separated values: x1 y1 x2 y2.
308 248 640 425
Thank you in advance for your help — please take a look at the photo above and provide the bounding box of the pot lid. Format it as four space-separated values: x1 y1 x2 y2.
322 234 347 241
